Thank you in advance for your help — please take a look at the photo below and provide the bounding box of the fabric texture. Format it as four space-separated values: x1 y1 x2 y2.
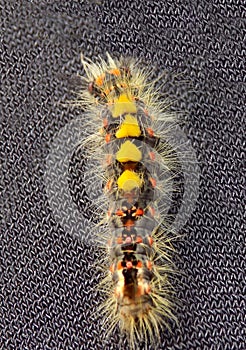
1 1 245 349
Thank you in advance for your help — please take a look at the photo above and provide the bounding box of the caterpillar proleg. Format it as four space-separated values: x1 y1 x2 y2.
77 54 180 349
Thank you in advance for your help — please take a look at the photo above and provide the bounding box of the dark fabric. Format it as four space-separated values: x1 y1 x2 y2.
1 1 245 349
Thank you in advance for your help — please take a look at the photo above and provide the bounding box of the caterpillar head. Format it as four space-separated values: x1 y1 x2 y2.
87 66 132 102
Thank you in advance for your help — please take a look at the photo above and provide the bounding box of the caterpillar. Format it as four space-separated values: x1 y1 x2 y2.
76 54 179 349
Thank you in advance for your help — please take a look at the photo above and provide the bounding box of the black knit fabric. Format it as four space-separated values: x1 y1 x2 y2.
1 1 245 350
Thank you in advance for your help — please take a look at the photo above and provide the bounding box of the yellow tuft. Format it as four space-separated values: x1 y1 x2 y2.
111 93 137 118
117 170 142 192
115 114 141 138
116 140 142 163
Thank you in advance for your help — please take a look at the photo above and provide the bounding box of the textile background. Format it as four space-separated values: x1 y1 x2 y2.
1 1 245 349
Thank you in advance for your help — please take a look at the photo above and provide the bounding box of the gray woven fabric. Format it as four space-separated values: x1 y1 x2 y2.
1 1 245 349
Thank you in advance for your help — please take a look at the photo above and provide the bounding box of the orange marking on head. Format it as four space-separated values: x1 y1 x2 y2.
147 127 154 137
109 68 121 76
95 74 105 86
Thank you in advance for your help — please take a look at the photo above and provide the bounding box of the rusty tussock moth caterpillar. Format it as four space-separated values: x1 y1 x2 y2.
76 54 181 349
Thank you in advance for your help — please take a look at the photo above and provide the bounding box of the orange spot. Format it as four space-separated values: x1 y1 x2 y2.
136 261 143 268
149 151 155 161
150 177 157 188
136 236 143 244
105 133 111 143
147 127 154 137
116 209 124 217
136 208 144 216
110 264 114 273
148 236 154 246
95 74 105 86
109 68 121 76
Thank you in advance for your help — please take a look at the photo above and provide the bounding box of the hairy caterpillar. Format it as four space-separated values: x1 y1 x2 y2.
76 54 180 349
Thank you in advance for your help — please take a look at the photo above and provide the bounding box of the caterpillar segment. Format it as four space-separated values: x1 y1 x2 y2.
80 54 177 348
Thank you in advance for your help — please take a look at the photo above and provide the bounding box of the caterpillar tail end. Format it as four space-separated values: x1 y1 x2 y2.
104 263 176 349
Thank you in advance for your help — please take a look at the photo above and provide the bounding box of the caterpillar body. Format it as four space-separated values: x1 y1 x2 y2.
77 54 179 349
